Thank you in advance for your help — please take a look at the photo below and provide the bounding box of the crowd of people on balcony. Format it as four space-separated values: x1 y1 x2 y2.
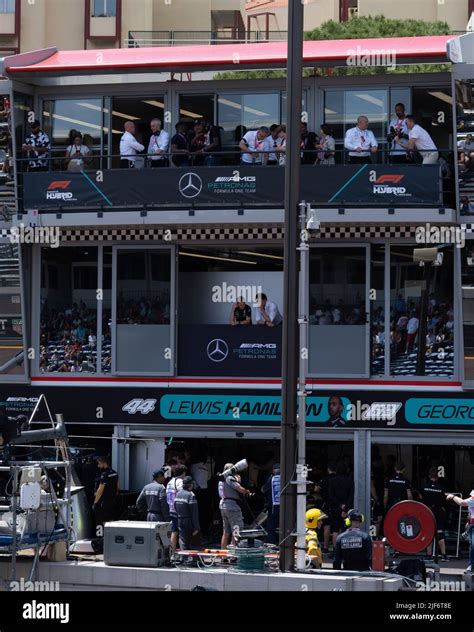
20 101 442 172
309 298 366 326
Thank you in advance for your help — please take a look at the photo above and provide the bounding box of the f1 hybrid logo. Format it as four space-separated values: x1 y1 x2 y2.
371 172 409 196
46 180 75 201
179 172 203 199
374 175 404 184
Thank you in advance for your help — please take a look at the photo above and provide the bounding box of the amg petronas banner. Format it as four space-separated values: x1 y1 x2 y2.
23 164 441 210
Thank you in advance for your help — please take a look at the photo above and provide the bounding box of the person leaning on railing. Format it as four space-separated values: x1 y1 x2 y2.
395 115 439 165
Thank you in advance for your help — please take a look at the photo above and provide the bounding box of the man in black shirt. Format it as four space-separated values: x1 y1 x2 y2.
301 122 318 165
334 509 372 571
171 122 190 167
384 461 412 512
93 455 119 528
189 120 206 166
327 461 354 549
229 297 252 326
420 467 448 560
202 119 222 166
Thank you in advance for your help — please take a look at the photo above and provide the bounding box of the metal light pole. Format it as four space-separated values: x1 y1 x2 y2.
279 0 304 572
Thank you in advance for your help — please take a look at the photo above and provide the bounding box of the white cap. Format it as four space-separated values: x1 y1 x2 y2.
470 490 474 497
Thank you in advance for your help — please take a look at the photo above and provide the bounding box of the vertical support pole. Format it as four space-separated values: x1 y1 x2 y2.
296 203 309 571
354 430 371 533
279 0 304 572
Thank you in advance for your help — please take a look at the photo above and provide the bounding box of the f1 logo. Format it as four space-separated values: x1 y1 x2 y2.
375 175 404 184
48 180 71 190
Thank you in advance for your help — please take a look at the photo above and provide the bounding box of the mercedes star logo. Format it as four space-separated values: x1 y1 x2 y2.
207 338 229 362
179 172 203 199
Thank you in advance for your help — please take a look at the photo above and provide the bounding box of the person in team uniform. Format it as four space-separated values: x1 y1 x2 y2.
384 461 413 512
420 467 448 561
229 297 252 326
136 469 170 522
174 476 200 550
344 115 378 165
333 509 372 571
166 464 187 552
239 127 272 165
93 455 119 529
261 463 281 544
327 461 354 549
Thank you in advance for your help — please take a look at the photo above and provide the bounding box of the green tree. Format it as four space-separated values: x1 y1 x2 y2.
214 15 451 79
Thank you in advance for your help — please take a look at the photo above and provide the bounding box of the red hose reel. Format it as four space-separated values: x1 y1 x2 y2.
384 501 436 554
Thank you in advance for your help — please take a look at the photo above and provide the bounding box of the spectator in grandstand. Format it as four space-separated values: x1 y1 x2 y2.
396 115 438 164
316 124 336 166
459 134 474 169
406 311 420 353
119 121 145 168
147 118 169 168
229 297 252 326
64 131 92 172
344 116 378 164
239 126 272 165
301 122 318 165
255 292 283 327
22 120 51 172
171 122 191 167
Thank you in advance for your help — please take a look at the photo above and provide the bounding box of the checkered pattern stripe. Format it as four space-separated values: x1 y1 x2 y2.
58 225 421 241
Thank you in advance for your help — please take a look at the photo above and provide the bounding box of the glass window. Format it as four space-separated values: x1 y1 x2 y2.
0 240 25 377
324 89 388 139
0 0 15 13
115 249 172 374
371 244 385 376
40 247 98 374
43 98 106 169
309 247 368 377
218 92 280 147
390 245 454 377
92 0 116 17
455 79 474 217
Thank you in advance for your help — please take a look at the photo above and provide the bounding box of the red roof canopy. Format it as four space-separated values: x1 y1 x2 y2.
4 35 456 76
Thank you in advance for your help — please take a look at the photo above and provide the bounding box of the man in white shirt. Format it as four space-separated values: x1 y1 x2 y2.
344 115 378 164
147 118 169 168
255 292 283 327
406 313 419 353
396 115 438 164
387 103 409 164
446 490 474 571
120 121 145 168
239 126 272 165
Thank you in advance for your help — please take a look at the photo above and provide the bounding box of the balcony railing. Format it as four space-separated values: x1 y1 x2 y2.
125 30 288 47
16 149 449 213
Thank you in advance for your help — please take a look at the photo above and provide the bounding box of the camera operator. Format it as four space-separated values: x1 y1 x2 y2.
387 103 409 164
218 462 250 548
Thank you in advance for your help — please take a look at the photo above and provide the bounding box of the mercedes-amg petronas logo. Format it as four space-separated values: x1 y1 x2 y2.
179 172 203 198
207 338 229 362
